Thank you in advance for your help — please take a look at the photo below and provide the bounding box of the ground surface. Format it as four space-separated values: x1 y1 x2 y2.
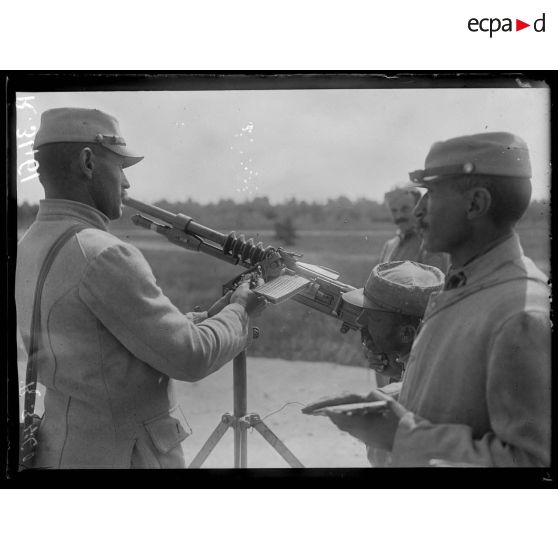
18 350 376 468
177 357 377 468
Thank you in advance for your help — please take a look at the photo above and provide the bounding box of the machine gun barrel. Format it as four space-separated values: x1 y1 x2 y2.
130 213 247 267
123 196 362 333
123 196 273 267
123 196 228 247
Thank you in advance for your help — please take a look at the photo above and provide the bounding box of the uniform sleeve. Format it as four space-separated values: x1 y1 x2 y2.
391 311 551 467
77 242 251 382
186 311 209 324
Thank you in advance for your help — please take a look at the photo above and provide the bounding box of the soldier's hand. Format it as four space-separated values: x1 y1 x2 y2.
363 347 390 372
207 291 233 318
365 388 408 420
302 392 371 415
328 389 406 450
363 347 403 379
304 388 408 450
230 281 267 317
327 409 400 450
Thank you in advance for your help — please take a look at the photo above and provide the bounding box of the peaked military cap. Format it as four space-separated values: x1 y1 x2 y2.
409 132 531 184
34 107 144 168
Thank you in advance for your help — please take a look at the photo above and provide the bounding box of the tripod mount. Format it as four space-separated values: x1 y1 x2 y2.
189 333 304 468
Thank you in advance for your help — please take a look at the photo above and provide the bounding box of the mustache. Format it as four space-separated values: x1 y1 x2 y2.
395 218 410 225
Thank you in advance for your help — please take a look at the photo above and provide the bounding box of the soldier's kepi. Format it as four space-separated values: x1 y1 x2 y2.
342 261 444 379
34 107 144 168
409 132 531 184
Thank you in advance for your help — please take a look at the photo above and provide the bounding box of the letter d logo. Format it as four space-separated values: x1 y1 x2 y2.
534 13 546 32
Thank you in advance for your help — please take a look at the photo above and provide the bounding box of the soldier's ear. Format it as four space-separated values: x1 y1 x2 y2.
79 147 95 179
465 187 491 220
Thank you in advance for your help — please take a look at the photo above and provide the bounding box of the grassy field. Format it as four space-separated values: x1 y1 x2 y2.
115 221 550 367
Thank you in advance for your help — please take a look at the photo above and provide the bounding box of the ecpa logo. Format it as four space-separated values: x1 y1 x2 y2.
468 13 546 37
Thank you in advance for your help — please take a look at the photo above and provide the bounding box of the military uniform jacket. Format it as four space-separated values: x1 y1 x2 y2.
16 199 251 468
391 234 550 467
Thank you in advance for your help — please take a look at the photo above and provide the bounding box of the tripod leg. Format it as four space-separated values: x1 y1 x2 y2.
233 351 248 468
249 417 304 468
188 415 232 468
233 421 248 468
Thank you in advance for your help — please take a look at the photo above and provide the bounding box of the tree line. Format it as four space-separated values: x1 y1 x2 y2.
16 196 550 232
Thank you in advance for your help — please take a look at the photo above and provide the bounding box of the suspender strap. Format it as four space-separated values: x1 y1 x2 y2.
20 224 87 468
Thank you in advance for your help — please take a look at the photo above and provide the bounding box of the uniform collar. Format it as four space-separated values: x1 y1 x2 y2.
36 199 110 231
443 232 521 290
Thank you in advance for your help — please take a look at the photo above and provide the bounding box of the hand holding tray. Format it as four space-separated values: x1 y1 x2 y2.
302 390 389 417
303 400 389 417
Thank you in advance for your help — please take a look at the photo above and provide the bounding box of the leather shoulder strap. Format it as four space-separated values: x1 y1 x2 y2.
20 224 88 466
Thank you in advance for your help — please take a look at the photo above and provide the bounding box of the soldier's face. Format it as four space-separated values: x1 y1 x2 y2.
357 309 410 378
414 179 471 254
90 149 130 220
357 309 409 356
388 192 418 234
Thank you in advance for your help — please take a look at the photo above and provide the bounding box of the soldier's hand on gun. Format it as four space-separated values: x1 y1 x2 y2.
207 291 233 317
230 279 268 318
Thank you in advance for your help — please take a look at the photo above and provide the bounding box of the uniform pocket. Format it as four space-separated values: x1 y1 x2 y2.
144 406 192 454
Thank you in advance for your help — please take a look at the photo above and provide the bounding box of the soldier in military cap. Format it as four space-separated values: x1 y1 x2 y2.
349 131 550 467
16 108 266 469
347 260 445 381
303 261 444 465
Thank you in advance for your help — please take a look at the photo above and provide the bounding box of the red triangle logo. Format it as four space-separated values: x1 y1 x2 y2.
516 19 530 31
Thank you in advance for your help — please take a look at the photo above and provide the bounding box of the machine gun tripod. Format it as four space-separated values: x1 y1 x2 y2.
189 338 303 468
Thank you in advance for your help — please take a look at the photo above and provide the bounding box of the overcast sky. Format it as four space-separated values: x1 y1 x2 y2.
16 86 550 205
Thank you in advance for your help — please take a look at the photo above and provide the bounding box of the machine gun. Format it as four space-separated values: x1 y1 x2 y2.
122 197 362 334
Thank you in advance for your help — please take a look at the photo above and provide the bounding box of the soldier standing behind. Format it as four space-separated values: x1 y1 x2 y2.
379 183 450 273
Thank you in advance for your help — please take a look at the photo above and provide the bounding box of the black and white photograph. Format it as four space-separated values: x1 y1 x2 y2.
7 73 551 475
